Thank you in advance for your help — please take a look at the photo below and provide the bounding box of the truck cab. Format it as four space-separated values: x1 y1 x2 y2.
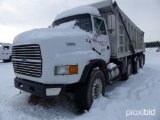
13 6 112 84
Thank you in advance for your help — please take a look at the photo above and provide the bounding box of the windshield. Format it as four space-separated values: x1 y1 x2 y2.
52 14 92 32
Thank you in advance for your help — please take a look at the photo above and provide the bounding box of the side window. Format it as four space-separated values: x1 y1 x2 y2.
94 18 107 35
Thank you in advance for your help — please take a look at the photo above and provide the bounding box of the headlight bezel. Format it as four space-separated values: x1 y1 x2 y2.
54 65 78 75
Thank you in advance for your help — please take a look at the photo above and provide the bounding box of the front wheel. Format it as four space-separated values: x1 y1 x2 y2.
75 70 105 110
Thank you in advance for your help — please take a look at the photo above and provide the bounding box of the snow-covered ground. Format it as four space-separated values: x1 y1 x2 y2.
0 48 160 120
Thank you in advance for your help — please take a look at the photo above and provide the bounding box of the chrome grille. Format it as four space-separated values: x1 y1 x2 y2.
12 44 42 78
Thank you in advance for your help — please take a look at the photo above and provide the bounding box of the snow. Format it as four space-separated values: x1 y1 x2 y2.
13 21 77 42
13 21 88 45
55 6 100 21
107 62 117 69
0 48 160 120
90 0 112 10
54 20 76 29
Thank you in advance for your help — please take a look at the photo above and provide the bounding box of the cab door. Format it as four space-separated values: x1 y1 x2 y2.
93 17 111 63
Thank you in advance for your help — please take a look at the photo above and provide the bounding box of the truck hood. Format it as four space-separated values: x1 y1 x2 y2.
13 28 90 44
13 20 92 45
13 27 92 55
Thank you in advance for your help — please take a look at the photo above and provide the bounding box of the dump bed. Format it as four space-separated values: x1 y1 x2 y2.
91 0 145 59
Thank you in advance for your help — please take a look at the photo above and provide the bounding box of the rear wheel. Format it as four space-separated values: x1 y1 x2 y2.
75 70 105 110
139 55 144 68
143 54 145 65
121 59 132 81
133 57 139 74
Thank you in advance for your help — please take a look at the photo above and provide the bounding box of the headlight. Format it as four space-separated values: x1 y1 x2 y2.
54 65 78 75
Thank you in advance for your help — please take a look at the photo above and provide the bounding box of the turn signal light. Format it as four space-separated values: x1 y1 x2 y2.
69 65 78 74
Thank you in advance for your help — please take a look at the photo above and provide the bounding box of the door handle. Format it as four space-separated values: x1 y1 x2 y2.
107 46 110 49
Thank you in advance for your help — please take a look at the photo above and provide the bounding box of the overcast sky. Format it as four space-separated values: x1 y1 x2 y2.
0 0 160 43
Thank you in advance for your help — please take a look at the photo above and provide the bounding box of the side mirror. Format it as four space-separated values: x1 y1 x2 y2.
107 14 115 33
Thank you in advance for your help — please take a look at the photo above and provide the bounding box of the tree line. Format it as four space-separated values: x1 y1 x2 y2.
145 41 160 48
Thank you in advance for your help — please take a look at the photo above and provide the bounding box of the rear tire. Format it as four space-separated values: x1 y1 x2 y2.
139 55 144 68
143 54 145 65
75 70 105 110
121 59 132 81
133 56 139 74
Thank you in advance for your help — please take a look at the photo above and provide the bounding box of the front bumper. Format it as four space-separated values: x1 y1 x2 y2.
14 77 66 98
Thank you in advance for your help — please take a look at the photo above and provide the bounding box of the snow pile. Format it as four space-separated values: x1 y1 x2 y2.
145 47 157 53
0 48 160 120
107 62 117 69
54 20 76 30
13 21 88 45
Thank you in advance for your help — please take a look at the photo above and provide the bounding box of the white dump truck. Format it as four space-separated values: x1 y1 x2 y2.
0 43 12 62
13 0 145 110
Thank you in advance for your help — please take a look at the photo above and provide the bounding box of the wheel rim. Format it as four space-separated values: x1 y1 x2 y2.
128 63 132 75
141 58 143 67
137 59 140 70
92 79 102 99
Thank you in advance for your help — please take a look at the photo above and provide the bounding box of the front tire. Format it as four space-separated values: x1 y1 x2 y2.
75 70 105 110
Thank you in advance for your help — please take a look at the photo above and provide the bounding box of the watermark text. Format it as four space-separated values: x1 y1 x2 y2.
126 109 156 117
